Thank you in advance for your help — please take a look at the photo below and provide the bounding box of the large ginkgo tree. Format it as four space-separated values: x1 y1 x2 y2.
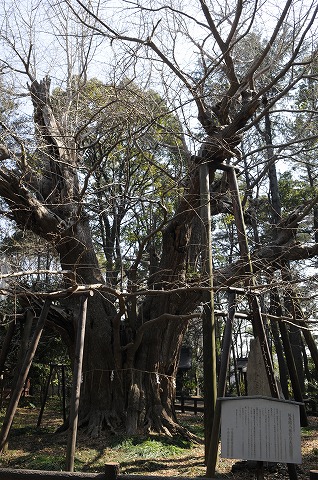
0 0 318 438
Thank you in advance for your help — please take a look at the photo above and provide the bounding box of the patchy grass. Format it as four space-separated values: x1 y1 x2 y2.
0 399 317 478
180 414 205 438
0 400 205 475
111 437 191 458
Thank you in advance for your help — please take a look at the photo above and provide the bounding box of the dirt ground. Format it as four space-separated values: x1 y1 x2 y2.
181 413 318 479
0 406 317 479
58 413 318 478
196 415 317 479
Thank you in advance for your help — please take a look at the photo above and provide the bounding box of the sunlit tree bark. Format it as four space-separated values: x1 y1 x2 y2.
0 0 318 436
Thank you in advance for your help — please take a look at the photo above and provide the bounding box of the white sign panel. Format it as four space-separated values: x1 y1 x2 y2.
220 396 302 464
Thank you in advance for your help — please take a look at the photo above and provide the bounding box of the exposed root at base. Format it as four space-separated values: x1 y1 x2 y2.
64 407 203 443
80 409 124 437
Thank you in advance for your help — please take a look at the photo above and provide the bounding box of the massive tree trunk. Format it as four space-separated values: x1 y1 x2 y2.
0 76 198 436
1 73 318 437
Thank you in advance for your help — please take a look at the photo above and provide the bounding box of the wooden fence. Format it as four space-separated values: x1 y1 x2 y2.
174 396 204 414
174 395 318 416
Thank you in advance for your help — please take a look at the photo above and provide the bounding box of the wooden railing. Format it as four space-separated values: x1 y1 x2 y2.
175 395 318 416
174 396 204 414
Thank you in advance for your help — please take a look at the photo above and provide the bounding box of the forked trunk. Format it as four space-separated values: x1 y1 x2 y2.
63 298 191 436
56 219 193 436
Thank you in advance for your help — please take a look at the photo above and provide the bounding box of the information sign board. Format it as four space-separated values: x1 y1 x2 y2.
220 396 302 464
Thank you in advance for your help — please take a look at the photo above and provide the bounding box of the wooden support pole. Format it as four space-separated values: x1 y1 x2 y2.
61 363 67 423
0 318 16 375
0 298 52 452
230 342 241 396
199 162 217 463
227 167 279 397
279 321 308 426
14 310 34 383
0 318 16 408
37 364 55 428
226 166 299 480
104 463 120 480
300 320 318 372
206 290 236 477
65 293 90 472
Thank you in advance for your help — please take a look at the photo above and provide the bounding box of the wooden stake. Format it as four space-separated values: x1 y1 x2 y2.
0 298 51 452
206 289 236 477
0 318 16 375
61 364 67 423
199 162 217 464
65 293 90 472
227 167 279 396
226 166 298 480
37 364 55 428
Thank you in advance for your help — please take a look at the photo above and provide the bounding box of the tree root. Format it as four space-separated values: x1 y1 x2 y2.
144 405 203 443
80 409 124 437
60 406 202 442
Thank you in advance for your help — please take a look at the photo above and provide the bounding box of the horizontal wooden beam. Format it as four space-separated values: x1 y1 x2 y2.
0 470 209 480
0 469 105 480
121 477 209 480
